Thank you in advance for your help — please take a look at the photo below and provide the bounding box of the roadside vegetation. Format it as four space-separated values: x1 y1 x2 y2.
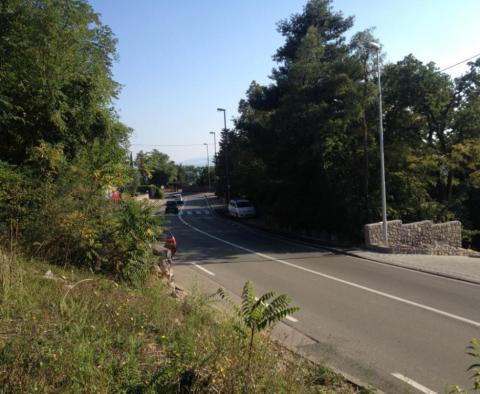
1 0 478 392
0 0 367 392
0 250 363 393
213 0 480 248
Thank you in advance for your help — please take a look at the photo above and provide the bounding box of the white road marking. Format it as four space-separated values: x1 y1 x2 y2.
178 215 480 329
254 297 299 323
186 211 193 215
196 210 202 215
203 210 210 215
190 262 215 276
392 373 437 394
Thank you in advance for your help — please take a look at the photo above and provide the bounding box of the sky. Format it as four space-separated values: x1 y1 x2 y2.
89 0 480 165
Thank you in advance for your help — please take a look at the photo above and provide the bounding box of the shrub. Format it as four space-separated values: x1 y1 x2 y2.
0 143 161 285
149 184 164 199
136 185 151 194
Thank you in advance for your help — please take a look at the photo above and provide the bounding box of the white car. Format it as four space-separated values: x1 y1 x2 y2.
228 199 256 218
173 193 184 205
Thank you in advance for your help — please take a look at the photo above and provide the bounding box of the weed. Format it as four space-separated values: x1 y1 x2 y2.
0 254 359 393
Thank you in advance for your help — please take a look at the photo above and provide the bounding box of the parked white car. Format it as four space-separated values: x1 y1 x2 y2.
228 199 256 218
173 193 184 205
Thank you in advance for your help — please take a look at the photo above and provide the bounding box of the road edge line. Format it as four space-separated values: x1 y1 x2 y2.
392 372 437 394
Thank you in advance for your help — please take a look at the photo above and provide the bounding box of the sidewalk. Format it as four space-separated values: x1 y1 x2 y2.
204 194 480 285
347 250 480 284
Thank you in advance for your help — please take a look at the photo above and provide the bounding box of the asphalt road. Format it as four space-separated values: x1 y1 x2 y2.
165 193 480 393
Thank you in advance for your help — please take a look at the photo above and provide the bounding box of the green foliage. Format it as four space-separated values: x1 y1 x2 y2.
149 184 164 199
0 0 125 164
238 281 299 334
0 142 159 285
135 150 178 187
215 0 480 245
0 256 355 393
177 164 203 185
467 339 480 391
216 280 299 383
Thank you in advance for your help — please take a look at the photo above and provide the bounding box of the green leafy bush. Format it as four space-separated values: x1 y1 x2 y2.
0 143 160 285
149 184 164 199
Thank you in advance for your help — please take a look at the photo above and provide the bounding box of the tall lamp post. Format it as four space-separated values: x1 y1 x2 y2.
209 131 217 157
216 108 230 203
209 131 217 193
368 41 388 246
203 143 211 191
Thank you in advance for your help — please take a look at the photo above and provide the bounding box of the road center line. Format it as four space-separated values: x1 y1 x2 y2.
178 213 480 329
392 373 437 394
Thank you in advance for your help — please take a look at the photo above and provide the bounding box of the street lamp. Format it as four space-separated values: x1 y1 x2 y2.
216 108 230 203
203 143 211 191
368 41 388 246
209 131 217 158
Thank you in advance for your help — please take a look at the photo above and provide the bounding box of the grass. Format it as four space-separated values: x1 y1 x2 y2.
0 249 367 393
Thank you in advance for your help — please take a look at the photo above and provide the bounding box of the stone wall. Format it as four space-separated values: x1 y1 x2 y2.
432 221 462 248
364 220 401 246
400 220 433 247
364 219 463 254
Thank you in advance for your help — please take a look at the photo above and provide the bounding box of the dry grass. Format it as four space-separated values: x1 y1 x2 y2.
0 251 368 393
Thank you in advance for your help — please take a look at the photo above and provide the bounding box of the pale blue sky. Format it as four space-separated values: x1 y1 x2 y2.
90 0 480 164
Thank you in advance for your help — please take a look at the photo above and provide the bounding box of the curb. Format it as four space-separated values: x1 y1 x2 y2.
203 195 480 286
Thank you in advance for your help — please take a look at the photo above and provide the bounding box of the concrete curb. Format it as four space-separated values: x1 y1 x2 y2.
204 195 480 286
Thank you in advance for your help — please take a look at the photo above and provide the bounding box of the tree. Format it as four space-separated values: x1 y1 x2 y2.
134 150 178 187
0 0 125 164
382 55 480 236
220 0 377 237
216 0 480 246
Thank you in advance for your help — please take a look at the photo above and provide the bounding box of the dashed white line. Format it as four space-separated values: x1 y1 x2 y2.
254 297 299 323
392 373 437 394
178 214 480 329
190 262 215 276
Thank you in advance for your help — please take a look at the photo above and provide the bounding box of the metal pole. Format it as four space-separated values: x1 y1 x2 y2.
217 108 230 203
210 132 217 157
223 111 231 202
376 50 388 246
205 143 211 191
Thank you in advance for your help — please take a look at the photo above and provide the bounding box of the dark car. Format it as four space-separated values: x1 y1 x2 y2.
165 200 179 214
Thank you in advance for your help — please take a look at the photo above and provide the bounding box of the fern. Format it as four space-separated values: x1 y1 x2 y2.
214 280 299 376
467 338 480 391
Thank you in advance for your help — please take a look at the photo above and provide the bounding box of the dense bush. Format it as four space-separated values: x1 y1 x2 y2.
136 185 151 194
149 184 164 199
0 143 161 285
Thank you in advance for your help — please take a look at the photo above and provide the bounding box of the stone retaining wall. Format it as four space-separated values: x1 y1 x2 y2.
400 220 433 247
364 219 462 254
364 220 402 246
432 221 462 248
